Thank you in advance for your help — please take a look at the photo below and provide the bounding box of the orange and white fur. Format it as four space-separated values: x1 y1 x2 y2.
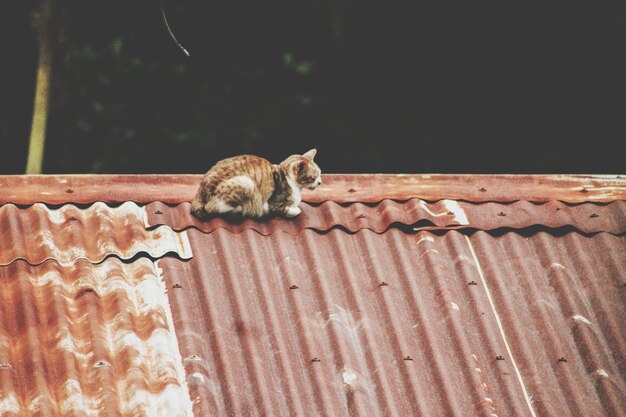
191 149 322 219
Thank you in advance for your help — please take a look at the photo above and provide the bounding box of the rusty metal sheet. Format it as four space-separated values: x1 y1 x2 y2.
0 202 192 266
144 200 626 235
468 231 626 417
307 174 626 204
1 174 625 204
413 200 626 235
0 175 200 205
144 199 470 235
0 258 193 417
159 228 626 417
159 229 533 417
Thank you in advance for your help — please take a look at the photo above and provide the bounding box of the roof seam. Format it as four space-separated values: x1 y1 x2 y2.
153 258 196 417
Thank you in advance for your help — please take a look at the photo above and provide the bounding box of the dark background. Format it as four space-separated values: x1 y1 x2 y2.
1 1 624 174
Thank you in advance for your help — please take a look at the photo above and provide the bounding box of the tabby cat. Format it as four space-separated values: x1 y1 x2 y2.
191 149 322 219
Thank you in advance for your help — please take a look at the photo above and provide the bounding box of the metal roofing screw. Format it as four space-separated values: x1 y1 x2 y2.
555 207 561 211
478 187 487 192
580 188 588 193
311 357 320 363
496 355 505 361
65 188 74 193
379 281 388 287
67 216 78 221
589 213 599 218
468 281 478 286
84 287 94 293
403 356 413 361
558 357 567 363
348 188 356 193
93 360 110 368
155 210 163 215
173 283 182 289
497 212 506 217
289 285 299 290
357 214 366 219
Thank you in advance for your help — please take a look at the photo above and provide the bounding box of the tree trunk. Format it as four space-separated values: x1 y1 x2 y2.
26 0 55 174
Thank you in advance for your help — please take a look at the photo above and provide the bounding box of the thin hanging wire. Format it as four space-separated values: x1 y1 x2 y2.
160 0 190 57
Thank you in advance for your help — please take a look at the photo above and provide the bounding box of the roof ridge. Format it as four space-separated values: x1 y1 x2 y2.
2 174 625 204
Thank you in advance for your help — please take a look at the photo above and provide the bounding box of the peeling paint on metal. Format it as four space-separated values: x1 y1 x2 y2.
0 258 194 417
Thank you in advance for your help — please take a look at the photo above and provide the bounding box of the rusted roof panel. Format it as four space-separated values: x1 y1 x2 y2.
145 200 626 235
468 231 626 417
0 258 193 417
1 174 625 204
413 200 626 235
0 202 192 265
159 228 626 417
145 199 473 234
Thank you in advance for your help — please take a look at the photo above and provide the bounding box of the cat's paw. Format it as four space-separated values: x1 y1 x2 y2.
191 207 206 219
190 200 207 219
284 206 302 218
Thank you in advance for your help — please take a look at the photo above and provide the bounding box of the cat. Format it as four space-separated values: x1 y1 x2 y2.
191 149 322 219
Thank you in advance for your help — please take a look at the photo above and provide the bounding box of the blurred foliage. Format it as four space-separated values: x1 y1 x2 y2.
44 0 351 174
1 1 625 174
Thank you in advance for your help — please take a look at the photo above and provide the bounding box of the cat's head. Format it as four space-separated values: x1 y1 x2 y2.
281 149 322 190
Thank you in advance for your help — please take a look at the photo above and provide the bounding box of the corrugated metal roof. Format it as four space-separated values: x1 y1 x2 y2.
0 174 624 417
468 231 626 417
159 229 626 417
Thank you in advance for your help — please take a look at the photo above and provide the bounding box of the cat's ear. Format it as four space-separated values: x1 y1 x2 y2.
297 160 308 174
302 148 317 161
